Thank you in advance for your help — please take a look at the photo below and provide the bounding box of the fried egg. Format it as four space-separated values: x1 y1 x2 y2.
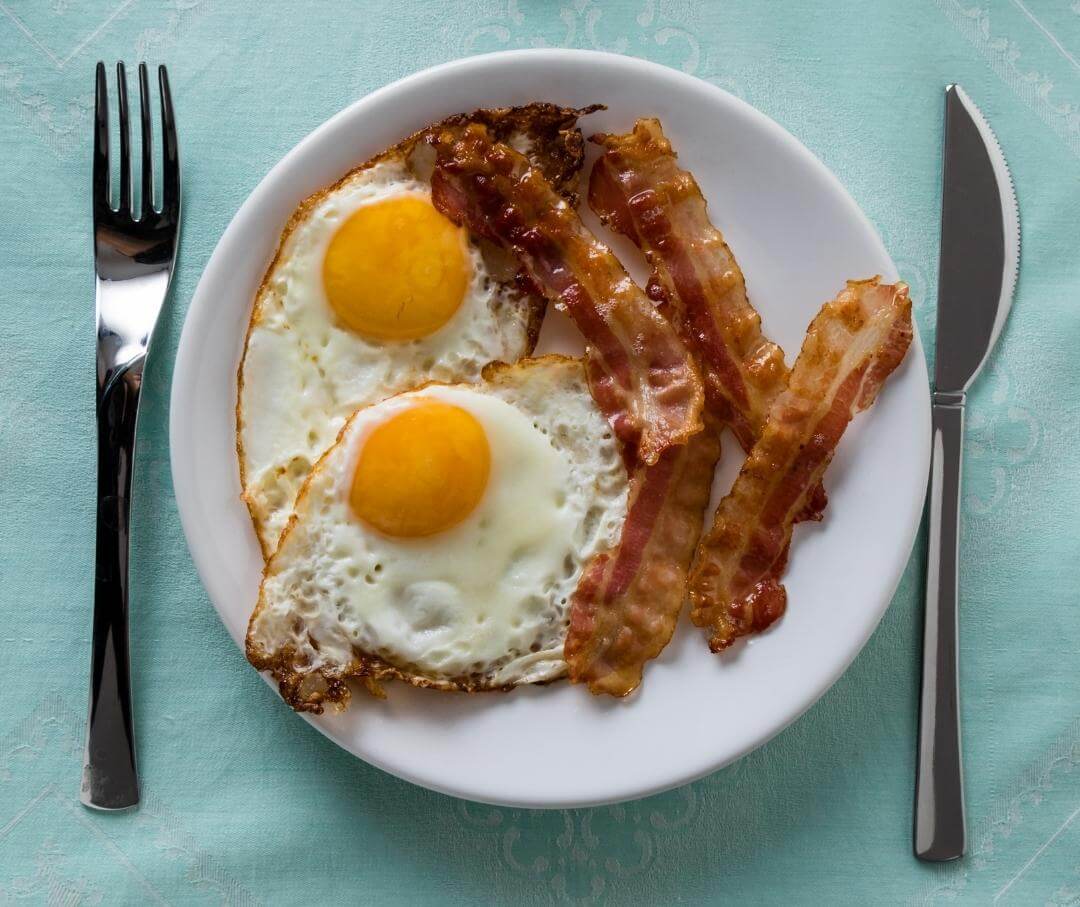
237 159 542 555
245 357 629 711
237 104 594 556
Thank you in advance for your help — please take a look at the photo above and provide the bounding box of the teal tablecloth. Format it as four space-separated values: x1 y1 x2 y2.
2 1 1078 903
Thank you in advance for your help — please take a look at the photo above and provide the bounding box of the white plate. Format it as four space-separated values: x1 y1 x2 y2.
171 49 930 808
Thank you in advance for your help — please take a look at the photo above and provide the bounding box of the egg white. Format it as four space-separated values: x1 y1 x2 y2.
247 357 629 691
238 158 536 554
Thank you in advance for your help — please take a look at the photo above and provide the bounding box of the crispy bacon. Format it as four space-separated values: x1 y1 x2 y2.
689 278 913 651
563 118 835 695
430 122 704 466
589 119 789 451
565 419 722 695
590 118 827 524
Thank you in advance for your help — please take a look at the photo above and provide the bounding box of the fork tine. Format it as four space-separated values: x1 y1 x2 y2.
93 62 110 215
159 66 179 217
116 62 132 215
138 63 153 217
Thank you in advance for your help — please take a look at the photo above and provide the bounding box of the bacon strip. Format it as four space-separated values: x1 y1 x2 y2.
565 420 722 694
589 119 788 451
689 278 913 651
590 118 827 523
430 122 704 466
564 118 820 694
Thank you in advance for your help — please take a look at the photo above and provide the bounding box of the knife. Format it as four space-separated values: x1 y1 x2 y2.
915 85 1020 862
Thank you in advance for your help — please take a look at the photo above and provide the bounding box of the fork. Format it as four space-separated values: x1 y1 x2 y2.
82 61 180 811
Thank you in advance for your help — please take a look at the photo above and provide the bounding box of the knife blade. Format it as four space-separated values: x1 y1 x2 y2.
935 85 1020 395
915 84 1020 862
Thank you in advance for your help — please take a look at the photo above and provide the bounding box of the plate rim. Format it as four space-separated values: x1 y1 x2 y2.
170 47 931 808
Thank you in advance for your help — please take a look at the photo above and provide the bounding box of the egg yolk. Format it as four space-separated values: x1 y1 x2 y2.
350 402 490 538
323 195 470 341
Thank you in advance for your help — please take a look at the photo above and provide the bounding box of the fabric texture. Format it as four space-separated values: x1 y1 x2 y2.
1 1 1078 903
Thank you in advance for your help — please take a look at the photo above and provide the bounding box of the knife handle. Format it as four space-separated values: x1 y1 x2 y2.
914 395 966 861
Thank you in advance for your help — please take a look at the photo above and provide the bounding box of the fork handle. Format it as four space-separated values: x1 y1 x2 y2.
914 395 966 861
81 361 143 810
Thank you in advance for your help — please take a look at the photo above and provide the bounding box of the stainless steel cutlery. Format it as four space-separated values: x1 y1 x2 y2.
82 61 180 811
915 84 1019 862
